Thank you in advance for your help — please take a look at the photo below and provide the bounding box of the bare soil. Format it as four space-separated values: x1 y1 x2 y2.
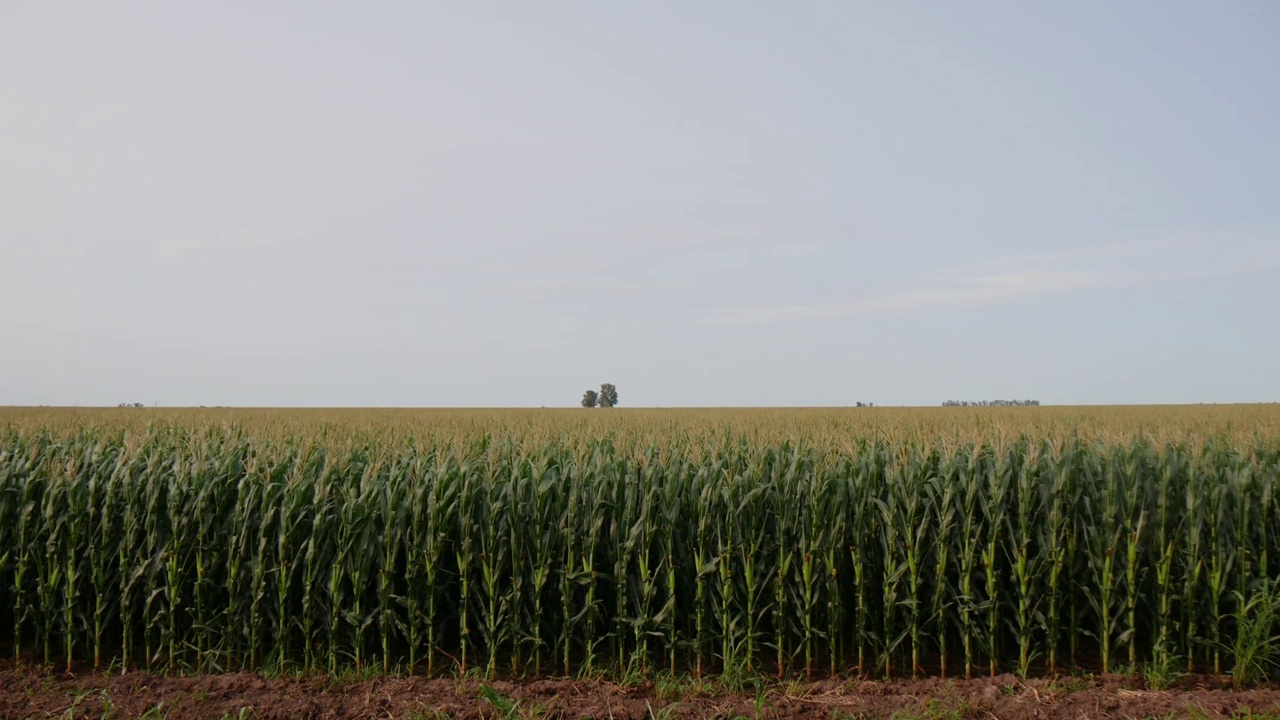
2 662 1278 719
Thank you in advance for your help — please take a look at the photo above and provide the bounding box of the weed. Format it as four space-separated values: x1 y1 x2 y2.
58 689 93 720
784 677 813 698
618 648 651 688
1140 654 1186 690
887 698 972 720
479 684 521 720
647 701 679 720
1045 675 1092 695
653 672 694 701
1182 705 1280 720
1233 579 1280 687
716 657 754 693
399 710 440 720
139 701 174 720
750 678 773 719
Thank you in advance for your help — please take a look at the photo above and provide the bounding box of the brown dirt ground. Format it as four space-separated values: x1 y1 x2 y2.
1 662 1279 720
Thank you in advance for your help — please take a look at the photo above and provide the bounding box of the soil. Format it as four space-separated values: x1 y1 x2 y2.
1 661 1278 720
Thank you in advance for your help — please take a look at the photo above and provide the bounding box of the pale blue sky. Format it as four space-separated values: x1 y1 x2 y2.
2 2 1278 407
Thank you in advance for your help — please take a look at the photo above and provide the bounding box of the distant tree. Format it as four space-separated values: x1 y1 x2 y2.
599 383 618 408
943 399 1040 407
581 390 599 408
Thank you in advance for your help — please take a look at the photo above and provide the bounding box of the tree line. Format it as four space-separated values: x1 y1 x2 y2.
941 399 1041 407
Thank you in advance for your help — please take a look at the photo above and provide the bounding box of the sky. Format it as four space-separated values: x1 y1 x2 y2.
2 2 1278 408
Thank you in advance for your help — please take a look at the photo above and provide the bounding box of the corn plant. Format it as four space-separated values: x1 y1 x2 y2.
0 408 1278 683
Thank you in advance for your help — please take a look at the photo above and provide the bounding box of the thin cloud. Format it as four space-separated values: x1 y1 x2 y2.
926 240 1168 280
503 338 576 354
773 242 828 257
493 223 774 279
150 229 310 264
705 269 1113 325
701 231 1280 326
519 278 696 300
514 233 838 302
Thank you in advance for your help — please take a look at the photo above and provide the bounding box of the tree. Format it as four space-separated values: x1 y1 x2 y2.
942 399 1041 407
598 383 618 408
581 390 599 408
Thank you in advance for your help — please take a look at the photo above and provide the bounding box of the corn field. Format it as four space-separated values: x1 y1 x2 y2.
1 407 1279 679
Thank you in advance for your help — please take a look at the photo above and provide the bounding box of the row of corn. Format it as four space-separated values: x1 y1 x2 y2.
1 425 1278 679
